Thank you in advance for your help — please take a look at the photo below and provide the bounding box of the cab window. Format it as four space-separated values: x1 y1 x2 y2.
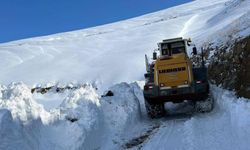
162 48 169 55
161 43 170 56
171 41 185 54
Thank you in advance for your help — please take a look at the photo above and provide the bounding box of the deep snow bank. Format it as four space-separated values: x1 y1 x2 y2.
0 109 32 150
0 83 48 150
182 86 250 150
0 82 142 150
212 85 250 142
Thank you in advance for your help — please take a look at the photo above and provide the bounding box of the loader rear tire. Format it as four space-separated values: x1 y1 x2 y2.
145 100 165 119
195 96 214 113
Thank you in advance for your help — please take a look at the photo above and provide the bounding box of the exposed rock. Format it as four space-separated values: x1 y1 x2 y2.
207 36 250 98
101 90 114 97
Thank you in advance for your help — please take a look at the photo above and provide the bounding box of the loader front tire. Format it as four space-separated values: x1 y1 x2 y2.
145 100 165 119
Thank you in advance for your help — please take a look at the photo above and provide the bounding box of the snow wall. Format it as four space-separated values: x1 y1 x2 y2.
0 82 142 150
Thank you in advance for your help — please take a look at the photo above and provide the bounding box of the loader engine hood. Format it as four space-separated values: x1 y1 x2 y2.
154 57 193 88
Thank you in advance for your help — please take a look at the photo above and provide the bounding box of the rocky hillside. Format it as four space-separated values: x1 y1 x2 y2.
208 36 250 98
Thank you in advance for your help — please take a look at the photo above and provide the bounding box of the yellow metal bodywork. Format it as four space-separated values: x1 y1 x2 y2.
154 53 193 87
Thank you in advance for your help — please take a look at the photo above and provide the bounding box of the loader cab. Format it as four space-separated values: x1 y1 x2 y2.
158 38 188 58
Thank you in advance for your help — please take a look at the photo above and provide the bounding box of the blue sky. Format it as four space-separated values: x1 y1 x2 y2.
0 0 192 43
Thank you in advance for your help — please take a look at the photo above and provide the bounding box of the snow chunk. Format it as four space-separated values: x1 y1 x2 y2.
50 85 105 150
0 85 6 99
0 82 49 123
101 82 141 133
60 85 100 125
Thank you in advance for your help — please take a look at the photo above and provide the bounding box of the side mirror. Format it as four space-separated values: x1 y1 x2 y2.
144 73 150 78
192 47 197 55
153 51 157 60
187 38 192 46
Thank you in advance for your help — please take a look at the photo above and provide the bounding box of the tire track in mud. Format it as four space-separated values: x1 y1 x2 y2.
137 113 193 150
122 113 193 150
122 88 196 150
122 123 161 149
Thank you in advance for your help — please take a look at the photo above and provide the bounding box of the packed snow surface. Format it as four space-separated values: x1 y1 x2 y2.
141 86 250 150
0 0 250 149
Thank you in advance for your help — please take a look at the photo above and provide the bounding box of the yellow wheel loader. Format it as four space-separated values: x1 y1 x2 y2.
143 37 213 118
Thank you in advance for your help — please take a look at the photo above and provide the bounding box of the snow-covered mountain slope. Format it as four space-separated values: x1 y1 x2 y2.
0 0 249 90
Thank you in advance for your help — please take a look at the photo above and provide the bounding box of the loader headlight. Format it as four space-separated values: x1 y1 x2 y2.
184 81 188 84
160 83 164 87
144 85 153 91
196 80 202 84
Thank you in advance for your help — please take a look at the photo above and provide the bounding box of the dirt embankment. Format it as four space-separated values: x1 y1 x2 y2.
207 36 250 98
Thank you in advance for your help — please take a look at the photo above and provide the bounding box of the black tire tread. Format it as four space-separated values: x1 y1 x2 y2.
145 100 165 119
